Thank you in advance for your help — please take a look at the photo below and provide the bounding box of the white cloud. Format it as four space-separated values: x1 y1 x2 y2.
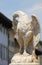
27 4 42 12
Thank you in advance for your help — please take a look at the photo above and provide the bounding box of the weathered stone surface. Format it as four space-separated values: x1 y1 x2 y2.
11 52 39 63
9 11 40 65
9 52 40 65
10 63 40 65
13 11 40 54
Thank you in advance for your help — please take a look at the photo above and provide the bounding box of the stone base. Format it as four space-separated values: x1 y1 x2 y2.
9 52 40 65
9 63 40 65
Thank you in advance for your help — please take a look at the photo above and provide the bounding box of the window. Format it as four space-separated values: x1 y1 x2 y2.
2 46 5 59
0 24 8 35
9 51 14 63
0 44 8 60
0 45 2 59
0 24 2 32
5 48 8 60
11 41 15 47
9 40 14 47
9 51 13 59
2 27 6 34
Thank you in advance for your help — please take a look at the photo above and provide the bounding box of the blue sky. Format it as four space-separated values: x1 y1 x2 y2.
0 0 42 40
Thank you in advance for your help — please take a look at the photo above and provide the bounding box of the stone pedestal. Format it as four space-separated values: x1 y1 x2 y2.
9 52 40 65
10 63 40 65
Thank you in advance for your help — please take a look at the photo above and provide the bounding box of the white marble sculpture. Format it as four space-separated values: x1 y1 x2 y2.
10 11 40 65
13 11 40 54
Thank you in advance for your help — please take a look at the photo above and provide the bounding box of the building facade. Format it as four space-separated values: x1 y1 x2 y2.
0 12 12 65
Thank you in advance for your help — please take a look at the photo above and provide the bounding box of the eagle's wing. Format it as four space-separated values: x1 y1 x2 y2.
31 15 40 47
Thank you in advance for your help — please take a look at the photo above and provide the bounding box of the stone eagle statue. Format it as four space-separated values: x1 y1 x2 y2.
13 11 40 55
